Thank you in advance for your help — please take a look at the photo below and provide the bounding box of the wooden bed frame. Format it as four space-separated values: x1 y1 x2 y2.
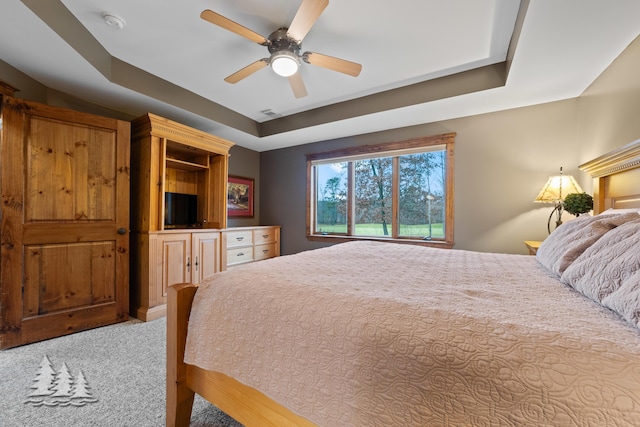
166 139 640 427
580 139 640 213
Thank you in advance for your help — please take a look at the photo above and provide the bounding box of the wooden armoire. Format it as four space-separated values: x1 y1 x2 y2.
0 88 130 349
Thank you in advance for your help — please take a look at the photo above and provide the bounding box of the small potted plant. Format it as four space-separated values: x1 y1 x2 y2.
563 192 593 216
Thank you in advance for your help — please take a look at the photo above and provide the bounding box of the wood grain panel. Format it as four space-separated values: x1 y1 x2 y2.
23 241 116 316
26 117 117 221
165 168 198 194
192 232 220 284
0 96 28 349
159 234 191 302
209 154 228 229
20 304 119 345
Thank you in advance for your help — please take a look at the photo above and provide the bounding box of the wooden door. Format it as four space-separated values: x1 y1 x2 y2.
158 233 192 302
192 232 220 284
0 96 130 349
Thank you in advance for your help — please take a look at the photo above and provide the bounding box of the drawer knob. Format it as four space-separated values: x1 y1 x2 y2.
237 252 244 256
262 249 269 253
236 236 244 241
262 234 269 238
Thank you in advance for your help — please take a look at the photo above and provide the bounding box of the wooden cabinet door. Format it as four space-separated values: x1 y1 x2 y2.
0 96 130 349
157 233 192 302
192 232 220 284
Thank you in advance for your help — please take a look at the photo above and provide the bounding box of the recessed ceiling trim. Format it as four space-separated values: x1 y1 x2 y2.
259 62 508 137
505 0 530 77
20 0 257 135
109 58 260 136
20 0 111 77
20 0 518 140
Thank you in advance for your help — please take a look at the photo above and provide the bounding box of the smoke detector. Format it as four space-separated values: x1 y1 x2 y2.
103 13 125 30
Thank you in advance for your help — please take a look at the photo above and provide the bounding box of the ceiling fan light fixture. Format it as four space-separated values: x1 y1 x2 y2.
270 51 299 77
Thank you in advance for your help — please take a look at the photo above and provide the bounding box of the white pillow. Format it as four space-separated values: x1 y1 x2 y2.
536 212 639 276
560 218 640 302
601 270 640 329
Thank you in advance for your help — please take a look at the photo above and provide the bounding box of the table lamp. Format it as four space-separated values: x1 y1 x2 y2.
534 167 583 233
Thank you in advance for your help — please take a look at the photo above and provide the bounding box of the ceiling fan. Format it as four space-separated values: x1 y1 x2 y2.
200 0 362 98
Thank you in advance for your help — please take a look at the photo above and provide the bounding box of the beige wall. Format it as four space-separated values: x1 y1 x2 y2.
577 34 640 171
441 100 580 253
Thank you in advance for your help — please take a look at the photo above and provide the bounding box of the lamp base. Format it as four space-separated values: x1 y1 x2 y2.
547 203 563 234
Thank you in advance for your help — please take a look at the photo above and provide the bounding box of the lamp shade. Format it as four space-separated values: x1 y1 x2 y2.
534 174 583 203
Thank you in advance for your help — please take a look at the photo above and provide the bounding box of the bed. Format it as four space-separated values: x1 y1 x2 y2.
167 139 640 427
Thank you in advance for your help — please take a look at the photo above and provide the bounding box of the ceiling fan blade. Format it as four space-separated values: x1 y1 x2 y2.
224 59 269 84
303 52 362 77
288 72 308 98
201 10 269 45
287 0 329 43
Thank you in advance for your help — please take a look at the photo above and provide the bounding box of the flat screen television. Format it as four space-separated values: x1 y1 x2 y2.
164 192 198 228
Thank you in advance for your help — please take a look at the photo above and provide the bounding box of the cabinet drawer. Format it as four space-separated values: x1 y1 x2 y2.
227 247 254 265
254 243 277 261
226 230 254 248
253 228 276 245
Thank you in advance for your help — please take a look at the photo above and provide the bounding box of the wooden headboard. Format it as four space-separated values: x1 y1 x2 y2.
579 139 640 213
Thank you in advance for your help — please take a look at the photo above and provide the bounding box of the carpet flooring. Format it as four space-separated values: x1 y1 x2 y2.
0 318 243 427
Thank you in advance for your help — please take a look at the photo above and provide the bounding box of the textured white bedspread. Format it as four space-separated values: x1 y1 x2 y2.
184 241 640 426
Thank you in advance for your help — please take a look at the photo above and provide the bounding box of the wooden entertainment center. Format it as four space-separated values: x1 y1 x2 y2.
130 113 281 321
129 113 234 321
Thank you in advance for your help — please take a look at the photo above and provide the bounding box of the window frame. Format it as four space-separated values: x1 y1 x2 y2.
306 133 455 248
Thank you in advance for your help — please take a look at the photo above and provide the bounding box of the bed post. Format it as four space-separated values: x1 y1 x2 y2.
166 283 199 427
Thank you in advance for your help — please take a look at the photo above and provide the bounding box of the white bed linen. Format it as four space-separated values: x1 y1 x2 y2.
184 241 640 426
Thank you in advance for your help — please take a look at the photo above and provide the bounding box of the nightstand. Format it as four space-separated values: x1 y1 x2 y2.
524 240 542 255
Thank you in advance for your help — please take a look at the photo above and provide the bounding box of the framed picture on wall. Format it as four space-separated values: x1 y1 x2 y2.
227 175 254 218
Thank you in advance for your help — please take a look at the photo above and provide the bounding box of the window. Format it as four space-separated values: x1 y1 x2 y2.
307 133 454 247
